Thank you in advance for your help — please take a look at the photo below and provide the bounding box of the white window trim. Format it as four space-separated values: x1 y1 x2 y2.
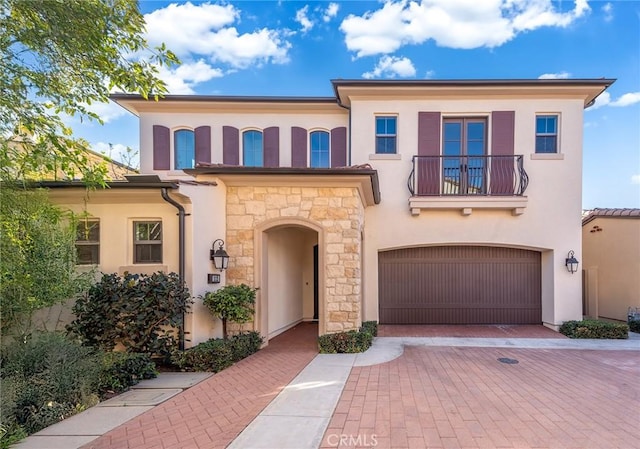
130 219 163 265
75 218 100 266
240 127 264 167
308 128 331 168
534 113 561 155
172 126 195 171
372 113 399 157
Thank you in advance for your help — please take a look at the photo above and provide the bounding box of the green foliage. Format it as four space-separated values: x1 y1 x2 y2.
0 188 92 336
0 0 178 183
318 327 374 354
68 272 193 358
361 321 378 337
559 320 629 339
98 352 157 396
0 333 102 444
629 319 640 333
202 284 258 339
171 332 263 372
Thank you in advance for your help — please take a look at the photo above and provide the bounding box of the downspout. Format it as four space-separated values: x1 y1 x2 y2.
161 187 186 351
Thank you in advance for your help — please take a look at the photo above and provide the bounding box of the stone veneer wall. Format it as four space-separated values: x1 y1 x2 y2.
225 186 365 334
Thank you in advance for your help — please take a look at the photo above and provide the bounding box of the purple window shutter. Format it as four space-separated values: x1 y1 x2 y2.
330 127 347 167
417 112 441 195
263 127 280 168
291 127 307 168
152 125 171 170
194 126 211 166
222 126 239 165
490 111 515 195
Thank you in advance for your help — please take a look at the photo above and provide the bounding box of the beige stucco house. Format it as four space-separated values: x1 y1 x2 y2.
582 208 640 322
48 79 614 347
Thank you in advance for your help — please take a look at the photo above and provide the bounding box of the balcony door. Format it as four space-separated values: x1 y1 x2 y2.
443 118 487 195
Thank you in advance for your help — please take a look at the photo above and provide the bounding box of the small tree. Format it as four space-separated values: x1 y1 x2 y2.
0 188 91 337
202 284 257 340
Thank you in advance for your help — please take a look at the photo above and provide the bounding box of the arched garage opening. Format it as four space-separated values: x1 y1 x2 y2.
257 222 321 342
378 246 542 324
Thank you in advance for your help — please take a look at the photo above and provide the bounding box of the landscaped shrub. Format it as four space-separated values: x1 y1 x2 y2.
629 319 640 333
201 284 257 339
318 328 374 354
68 272 192 358
171 331 263 372
98 352 157 396
559 319 629 339
0 333 102 447
361 321 378 337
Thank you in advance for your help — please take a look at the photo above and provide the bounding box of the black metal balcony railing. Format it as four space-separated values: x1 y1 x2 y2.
408 155 529 197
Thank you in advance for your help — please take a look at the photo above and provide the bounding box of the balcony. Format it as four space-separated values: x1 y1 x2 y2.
407 155 529 216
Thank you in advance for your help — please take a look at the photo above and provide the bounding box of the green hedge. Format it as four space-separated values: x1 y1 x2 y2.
0 333 158 448
318 322 377 353
629 319 640 333
98 352 157 396
361 321 378 337
171 332 263 372
559 320 629 339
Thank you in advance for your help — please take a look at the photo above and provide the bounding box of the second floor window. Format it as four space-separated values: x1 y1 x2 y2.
76 219 99 265
310 130 330 168
175 129 195 169
375 116 397 154
243 130 263 167
535 115 558 153
134 221 162 264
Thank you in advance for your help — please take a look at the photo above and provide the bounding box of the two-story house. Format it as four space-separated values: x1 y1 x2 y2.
49 79 613 347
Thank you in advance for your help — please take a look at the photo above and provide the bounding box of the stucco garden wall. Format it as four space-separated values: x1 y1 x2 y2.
224 185 365 335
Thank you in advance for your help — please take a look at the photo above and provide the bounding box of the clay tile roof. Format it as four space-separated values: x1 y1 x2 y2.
582 208 640 225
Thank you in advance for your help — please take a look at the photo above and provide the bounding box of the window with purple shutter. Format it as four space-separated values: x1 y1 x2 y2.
330 127 347 167
194 126 211 166
490 111 515 195
152 125 171 170
222 126 240 166
417 112 441 195
263 127 279 167
291 127 307 168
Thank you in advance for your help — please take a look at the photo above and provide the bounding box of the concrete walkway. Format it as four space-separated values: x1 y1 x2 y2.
11 326 640 449
12 373 213 449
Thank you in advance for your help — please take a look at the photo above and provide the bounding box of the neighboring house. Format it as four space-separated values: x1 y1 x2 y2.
582 208 640 322
46 79 613 346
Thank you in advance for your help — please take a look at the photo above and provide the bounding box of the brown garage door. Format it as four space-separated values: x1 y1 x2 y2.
378 246 541 324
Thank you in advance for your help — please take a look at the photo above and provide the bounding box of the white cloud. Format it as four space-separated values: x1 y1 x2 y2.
589 91 640 110
87 100 128 123
538 71 571 79
362 55 416 79
611 92 640 107
324 3 340 22
602 2 613 22
158 60 224 95
92 142 139 168
143 2 291 69
340 0 591 58
631 174 640 185
295 5 315 33
425 69 436 79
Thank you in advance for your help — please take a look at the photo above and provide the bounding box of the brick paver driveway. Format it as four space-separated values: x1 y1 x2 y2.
82 323 318 449
321 345 640 449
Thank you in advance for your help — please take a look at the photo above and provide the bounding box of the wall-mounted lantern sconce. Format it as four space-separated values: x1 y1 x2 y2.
210 239 229 271
565 250 579 274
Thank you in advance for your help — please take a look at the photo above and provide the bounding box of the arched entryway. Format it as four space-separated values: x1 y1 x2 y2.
255 218 324 343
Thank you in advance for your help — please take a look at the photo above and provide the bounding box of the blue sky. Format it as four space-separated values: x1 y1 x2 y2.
71 0 640 209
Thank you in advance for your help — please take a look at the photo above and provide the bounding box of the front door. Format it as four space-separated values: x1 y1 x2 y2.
443 118 487 195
